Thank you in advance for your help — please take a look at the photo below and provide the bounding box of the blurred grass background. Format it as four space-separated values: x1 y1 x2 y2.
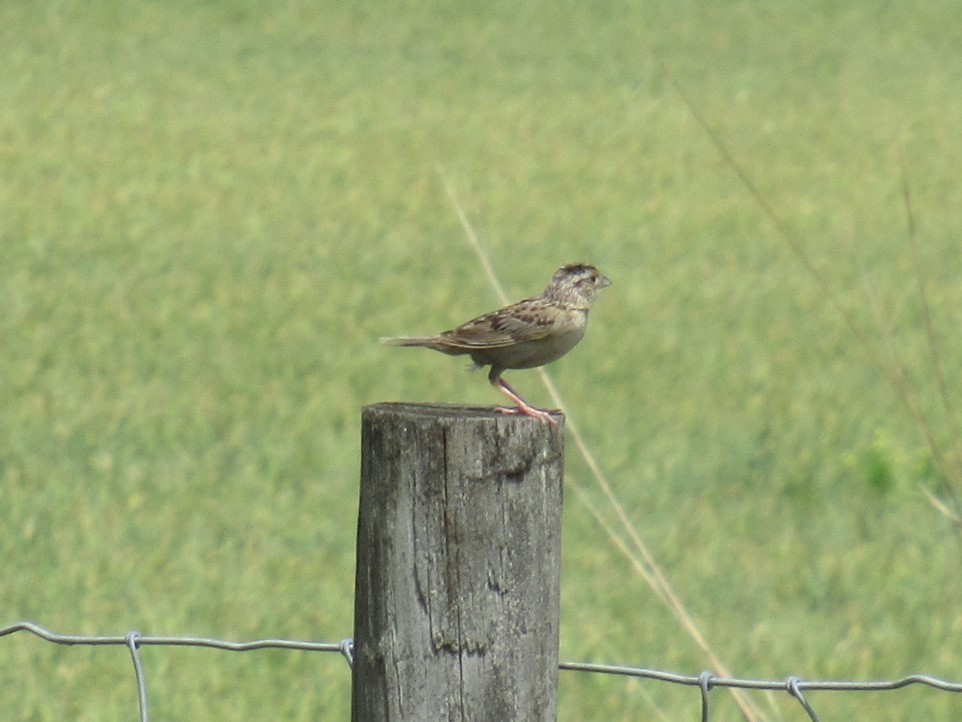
2 1 962 719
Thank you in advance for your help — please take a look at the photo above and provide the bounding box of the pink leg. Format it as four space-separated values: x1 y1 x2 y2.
491 375 558 425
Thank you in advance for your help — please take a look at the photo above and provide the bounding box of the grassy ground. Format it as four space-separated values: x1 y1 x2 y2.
2 1 962 719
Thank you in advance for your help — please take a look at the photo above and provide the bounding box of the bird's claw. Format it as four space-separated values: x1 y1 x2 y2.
495 405 559 425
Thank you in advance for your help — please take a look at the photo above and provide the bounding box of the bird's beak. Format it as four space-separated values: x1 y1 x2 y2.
599 275 612 288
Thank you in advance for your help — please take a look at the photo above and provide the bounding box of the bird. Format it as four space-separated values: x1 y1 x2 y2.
381 263 611 424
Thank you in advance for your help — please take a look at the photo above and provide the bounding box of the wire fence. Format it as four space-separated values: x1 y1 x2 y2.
4 620 961 722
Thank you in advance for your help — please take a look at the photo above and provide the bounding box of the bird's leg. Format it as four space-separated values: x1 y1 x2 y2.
488 369 558 425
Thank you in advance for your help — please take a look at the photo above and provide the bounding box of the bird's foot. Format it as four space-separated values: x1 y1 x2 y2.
495 404 559 425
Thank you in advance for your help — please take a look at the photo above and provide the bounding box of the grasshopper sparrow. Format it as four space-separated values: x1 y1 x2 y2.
381 263 611 423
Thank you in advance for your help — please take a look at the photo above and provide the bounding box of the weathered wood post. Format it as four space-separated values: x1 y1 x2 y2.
352 402 565 722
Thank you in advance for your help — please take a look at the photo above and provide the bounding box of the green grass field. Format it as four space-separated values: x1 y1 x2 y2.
3 1 962 719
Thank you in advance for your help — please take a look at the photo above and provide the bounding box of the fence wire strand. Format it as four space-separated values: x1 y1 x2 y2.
4 622 961 722
125 632 149 722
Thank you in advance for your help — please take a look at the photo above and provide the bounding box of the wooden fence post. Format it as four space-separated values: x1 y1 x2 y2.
351 402 565 722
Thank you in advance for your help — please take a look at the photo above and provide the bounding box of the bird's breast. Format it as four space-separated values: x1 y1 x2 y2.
498 324 587 369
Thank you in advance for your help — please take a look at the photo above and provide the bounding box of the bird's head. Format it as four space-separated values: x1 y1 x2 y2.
543 263 611 309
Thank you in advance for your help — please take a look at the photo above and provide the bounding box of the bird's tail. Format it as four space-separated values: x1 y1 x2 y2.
380 335 467 357
380 336 443 349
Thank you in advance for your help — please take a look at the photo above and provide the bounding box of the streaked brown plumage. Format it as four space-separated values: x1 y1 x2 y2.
381 263 611 423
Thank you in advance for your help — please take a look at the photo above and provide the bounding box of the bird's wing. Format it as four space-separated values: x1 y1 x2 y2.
441 298 559 349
